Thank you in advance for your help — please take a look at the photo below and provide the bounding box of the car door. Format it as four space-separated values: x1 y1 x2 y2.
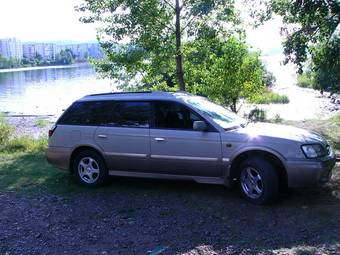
94 101 151 172
150 101 222 177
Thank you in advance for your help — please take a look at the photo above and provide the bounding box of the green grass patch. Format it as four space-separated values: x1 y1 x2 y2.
297 73 314 88
0 152 83 195
0 113 14 146
249 89 290 104
35 118 50 127
1 135 48 153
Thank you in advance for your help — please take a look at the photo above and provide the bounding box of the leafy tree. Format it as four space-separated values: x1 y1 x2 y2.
55 49 75 65
261 65 276 87
0 54 9 69
248 0 339 71
184 37 264 112
310 36 340 93
298 37 340 92
76 0 242 91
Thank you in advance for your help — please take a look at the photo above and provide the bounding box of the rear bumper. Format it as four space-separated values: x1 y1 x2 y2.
45 146 71 170
286 152 336 187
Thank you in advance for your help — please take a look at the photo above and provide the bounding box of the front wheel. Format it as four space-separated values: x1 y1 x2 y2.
238 158 279 205
73 150 108 187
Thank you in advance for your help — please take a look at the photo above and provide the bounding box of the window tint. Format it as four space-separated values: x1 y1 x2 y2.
153 101 202 130
106 101 150 128
58 101 103 126
58 101 151 128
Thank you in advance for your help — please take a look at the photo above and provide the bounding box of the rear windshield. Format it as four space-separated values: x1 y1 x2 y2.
58 101 151 128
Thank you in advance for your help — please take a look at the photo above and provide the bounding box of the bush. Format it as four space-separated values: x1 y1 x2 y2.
249 90 289 104
4 136 48 153
248 107 267 122
272 114 283 123
0 114 47 153
0 114 13 147
297 73 313 88
35 118 50 127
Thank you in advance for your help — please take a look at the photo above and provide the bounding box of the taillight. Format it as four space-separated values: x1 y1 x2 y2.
48 125 57 137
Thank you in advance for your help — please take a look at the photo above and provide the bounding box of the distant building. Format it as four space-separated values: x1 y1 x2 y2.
23 44 36 59
88 43 104 59
0 38 23 59
1 38 104 61
35 43 56 60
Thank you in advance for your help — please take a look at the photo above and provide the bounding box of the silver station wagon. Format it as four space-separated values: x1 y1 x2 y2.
46 92 336 204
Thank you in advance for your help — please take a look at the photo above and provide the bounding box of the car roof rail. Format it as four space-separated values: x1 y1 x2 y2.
88 91 153 97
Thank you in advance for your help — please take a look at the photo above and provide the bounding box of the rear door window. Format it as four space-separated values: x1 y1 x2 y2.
105 101 151 128
58 101 151 128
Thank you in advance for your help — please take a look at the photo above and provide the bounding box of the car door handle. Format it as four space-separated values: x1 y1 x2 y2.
154 137 165 142
97 134 108 139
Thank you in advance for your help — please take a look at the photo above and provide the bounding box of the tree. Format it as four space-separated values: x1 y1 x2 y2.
311 36 339 93
55 49 75 65
249 0 339 72
184 37 264 112
76 0 241 91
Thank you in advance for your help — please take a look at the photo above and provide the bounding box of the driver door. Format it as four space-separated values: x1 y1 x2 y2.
150 101 222 177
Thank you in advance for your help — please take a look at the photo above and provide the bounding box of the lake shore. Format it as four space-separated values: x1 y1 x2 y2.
4 115 56 138
0 62 89 73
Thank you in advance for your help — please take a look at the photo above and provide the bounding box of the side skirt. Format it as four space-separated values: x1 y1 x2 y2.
108 170 229 186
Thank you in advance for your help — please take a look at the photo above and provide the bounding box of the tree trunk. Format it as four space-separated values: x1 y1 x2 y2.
175 0 185 91
230 98 237 113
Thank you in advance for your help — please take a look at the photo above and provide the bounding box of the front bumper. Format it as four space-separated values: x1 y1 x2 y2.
285 151 336 187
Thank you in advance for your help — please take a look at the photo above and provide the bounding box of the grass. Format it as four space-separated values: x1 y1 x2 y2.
0 113 14 146
250 89 290 104
35 118 50 127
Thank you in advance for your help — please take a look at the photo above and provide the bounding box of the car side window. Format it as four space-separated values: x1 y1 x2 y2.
105 101 151 128
58 101 151 128
58 101 103 125
153 101 202 130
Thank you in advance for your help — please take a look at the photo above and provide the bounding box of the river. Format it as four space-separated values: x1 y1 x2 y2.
0 65 114 115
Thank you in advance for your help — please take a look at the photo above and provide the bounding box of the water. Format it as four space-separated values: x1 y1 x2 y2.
0 65 114 115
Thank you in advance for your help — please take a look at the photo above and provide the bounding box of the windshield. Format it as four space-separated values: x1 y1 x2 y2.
181 95 246 130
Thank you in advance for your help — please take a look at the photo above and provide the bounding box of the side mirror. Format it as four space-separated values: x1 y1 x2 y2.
193 121 208 132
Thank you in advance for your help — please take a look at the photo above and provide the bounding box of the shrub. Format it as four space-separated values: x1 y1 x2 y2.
272 114 283 123
35 118 50 127
249 90 289 104
297 73 313 88
248 107 267 122
4 136 48 153
0 114 13 147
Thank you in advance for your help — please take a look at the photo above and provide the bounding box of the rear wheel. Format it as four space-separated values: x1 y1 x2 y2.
73 150 108 187
238 157 279 205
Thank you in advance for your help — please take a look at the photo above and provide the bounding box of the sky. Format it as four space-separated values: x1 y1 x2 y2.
0 0 282 52
0 0 296 84
0 0 97 42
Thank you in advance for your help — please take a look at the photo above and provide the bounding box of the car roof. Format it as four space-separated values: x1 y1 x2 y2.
78 91 192 102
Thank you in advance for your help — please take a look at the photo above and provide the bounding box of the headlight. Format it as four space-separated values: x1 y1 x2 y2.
301 144 326 159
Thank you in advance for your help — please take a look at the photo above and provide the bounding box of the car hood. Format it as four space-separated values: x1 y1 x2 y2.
238 122 326 144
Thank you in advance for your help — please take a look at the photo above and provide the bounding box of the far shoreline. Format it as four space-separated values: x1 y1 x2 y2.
0 62 91 73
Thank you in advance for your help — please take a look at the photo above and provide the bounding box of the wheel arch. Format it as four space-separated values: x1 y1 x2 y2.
69 145 106 173
229 149 288 188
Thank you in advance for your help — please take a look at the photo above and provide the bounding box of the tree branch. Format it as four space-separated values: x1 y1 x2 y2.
162 0 175 10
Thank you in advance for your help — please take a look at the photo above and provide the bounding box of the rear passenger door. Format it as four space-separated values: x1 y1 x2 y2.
94 101 151 172
150 101 222 177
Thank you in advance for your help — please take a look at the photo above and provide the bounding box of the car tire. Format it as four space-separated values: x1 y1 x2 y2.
238 157 279 205
73 150 108 187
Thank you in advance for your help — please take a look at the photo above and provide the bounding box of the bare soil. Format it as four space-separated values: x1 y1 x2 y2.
0 165 339 255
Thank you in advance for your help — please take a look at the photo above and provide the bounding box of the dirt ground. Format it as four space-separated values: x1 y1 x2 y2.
0 165 339 255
